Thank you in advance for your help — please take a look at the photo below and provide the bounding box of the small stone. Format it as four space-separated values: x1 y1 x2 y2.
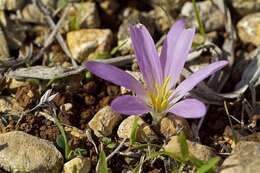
117 115 157 142
15 85 38 108
64 157 91 173
20 0 55 23
0 131 63 173
149 6 171 34
0 97 24 116
0 0 25 10
240 132 260 143
60 103 73 112
181 0 225 32
84 95 96 105
237 13 260 46
164 136 216 162
67 29 113 62
64 2 100 31
21 4 45 23
148 0 188 13
64 126 86 139
159 115 192 139
6 78 29 90
88 106 122 137
106 85 119 96
230 0 260 16
0 27 9 60
117 7 155 54
220 141 260 173
99 0 119 15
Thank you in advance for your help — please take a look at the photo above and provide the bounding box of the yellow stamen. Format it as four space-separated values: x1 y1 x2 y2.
147 77 173 113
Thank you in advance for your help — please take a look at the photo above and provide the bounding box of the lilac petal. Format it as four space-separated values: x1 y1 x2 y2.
130 24 162 89
170 60 228 104
169 99 206 118
163 27 196 89
111 96 151 115
160 19 185 72
85 61 145 96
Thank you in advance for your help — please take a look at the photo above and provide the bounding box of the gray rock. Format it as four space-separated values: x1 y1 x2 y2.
117 7 155 54
237 13 260 46
0 131 63 173
164 136 216 162
220 141 260 173
181 0 225 32
230 0 260 16
88 106 122 137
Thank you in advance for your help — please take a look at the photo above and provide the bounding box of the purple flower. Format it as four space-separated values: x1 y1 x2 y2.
85 20 228 122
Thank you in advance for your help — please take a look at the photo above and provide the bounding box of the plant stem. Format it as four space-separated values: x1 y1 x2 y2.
192 0 206 40
54 115 71 160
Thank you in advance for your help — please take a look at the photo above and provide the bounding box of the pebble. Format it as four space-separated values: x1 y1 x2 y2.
64 2 100 31
64 157 91 173
0 131 63 173
164 136 216 162
0 0 25 10
181 0 225 32
237 12 260 46
0 27 9 60
88 106 122 137
220 141 260 173
117 115 157 142
99 0 119 15
67 29 113 62
230 0 260 16
159 115 193 139
117 7 155 54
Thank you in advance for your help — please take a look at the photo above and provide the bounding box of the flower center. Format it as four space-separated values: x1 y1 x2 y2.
148 77 173 113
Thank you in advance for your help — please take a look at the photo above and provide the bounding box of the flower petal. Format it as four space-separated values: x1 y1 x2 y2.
160 19 185 72
171 60 228 103
169 99 206 118
111 96 151 115
162 26 196 89
130 24 162 89
85 61 145 96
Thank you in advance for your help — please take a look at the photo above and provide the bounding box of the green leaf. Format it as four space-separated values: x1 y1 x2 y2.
144 151 182 162
69 16 80 31
102 137 112 145
178 131 189 160
130 116 139 145
188 155 205 168
192 0 206 40
95 52 111 59
56 134 65 150
54 116 71 161
74 148 88 156
98 150 108 173
110 39 128 56
107 143 117 149
57 0 68 9
196 157 220 173
85 71 92 80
